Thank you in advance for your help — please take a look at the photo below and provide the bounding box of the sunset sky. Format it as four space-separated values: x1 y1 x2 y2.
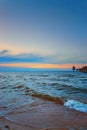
0 0 87 71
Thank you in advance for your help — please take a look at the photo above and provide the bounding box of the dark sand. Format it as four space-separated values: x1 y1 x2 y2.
0 101 87 130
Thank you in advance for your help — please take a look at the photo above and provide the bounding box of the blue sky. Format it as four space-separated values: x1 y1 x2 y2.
0 0 87 71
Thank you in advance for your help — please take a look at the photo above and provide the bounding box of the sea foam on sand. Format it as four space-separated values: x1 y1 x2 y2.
64 100 87 113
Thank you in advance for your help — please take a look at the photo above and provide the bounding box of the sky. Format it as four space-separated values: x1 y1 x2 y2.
0 0 87 71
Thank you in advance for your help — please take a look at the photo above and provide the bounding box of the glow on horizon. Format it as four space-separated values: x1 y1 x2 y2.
0 63 84 69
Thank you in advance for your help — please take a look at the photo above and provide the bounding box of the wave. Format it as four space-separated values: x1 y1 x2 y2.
12 85 64 105
64 100 87 113
61 74 76 77
55 83 87 93
31 93 64 105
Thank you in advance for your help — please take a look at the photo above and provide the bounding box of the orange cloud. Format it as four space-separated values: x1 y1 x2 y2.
0 63 83 69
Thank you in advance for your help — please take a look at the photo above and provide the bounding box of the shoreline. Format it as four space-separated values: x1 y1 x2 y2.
0 100 87 130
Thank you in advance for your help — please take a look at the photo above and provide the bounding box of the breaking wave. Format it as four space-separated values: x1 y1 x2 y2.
64 100 87 113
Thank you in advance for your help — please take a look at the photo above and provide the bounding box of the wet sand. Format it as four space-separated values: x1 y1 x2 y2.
0 101 87 130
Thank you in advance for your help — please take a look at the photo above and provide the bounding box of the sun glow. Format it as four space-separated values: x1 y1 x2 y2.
0 63 83 69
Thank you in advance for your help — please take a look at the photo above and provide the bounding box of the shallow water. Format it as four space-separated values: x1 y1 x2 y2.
0 71 87 114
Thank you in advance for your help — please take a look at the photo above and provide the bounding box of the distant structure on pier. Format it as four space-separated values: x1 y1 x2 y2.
78 66 87 73
72 66 87 73
72 66 76 72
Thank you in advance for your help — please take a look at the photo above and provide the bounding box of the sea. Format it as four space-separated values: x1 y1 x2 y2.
0 71 87 116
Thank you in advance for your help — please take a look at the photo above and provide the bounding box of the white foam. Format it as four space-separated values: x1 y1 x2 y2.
64 100 87 113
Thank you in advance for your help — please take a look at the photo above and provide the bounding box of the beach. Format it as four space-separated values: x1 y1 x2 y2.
0 72 87 130
0 99 87 130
